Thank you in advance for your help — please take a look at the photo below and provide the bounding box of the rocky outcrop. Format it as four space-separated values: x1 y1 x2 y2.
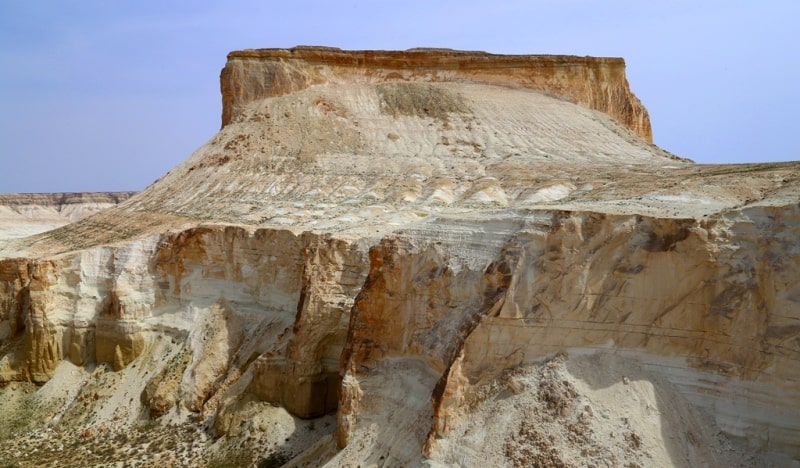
425 207 800 456
221 46 653 141
0 47 798 466
0 238 158 382
328 207 800 462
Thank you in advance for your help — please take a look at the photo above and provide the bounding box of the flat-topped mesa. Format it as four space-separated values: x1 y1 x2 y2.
220 46 653 141
0 192 136 207
0 192 138 240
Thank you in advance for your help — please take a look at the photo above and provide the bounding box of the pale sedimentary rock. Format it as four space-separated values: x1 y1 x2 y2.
220 47 653 141
0 48 798 466
0 192 135 241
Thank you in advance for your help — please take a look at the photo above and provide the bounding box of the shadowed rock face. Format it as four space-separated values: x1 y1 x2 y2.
0 47 799 466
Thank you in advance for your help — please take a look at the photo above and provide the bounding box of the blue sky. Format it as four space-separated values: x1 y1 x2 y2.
1 1 798 192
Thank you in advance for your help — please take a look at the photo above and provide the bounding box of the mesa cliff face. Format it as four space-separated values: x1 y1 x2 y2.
0 48 798 467
220 47 653 141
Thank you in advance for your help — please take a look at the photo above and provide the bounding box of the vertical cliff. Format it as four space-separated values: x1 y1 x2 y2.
220 47 653 141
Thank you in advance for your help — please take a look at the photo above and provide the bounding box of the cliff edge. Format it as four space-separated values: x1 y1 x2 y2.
220 46 653 141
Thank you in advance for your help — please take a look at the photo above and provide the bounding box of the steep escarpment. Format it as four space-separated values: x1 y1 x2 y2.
331 207 800 465
0 48 798 466
220 46 653 141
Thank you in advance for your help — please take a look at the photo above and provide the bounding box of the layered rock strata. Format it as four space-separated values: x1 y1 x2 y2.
0 48 798 466
0 192 135 240
0 192 135 206
221 46 653 141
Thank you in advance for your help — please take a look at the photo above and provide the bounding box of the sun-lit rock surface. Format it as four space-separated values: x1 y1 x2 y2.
220 47 654 141
0 47 798 466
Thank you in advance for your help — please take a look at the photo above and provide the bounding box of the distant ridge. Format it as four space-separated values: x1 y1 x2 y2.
0 192 137 206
